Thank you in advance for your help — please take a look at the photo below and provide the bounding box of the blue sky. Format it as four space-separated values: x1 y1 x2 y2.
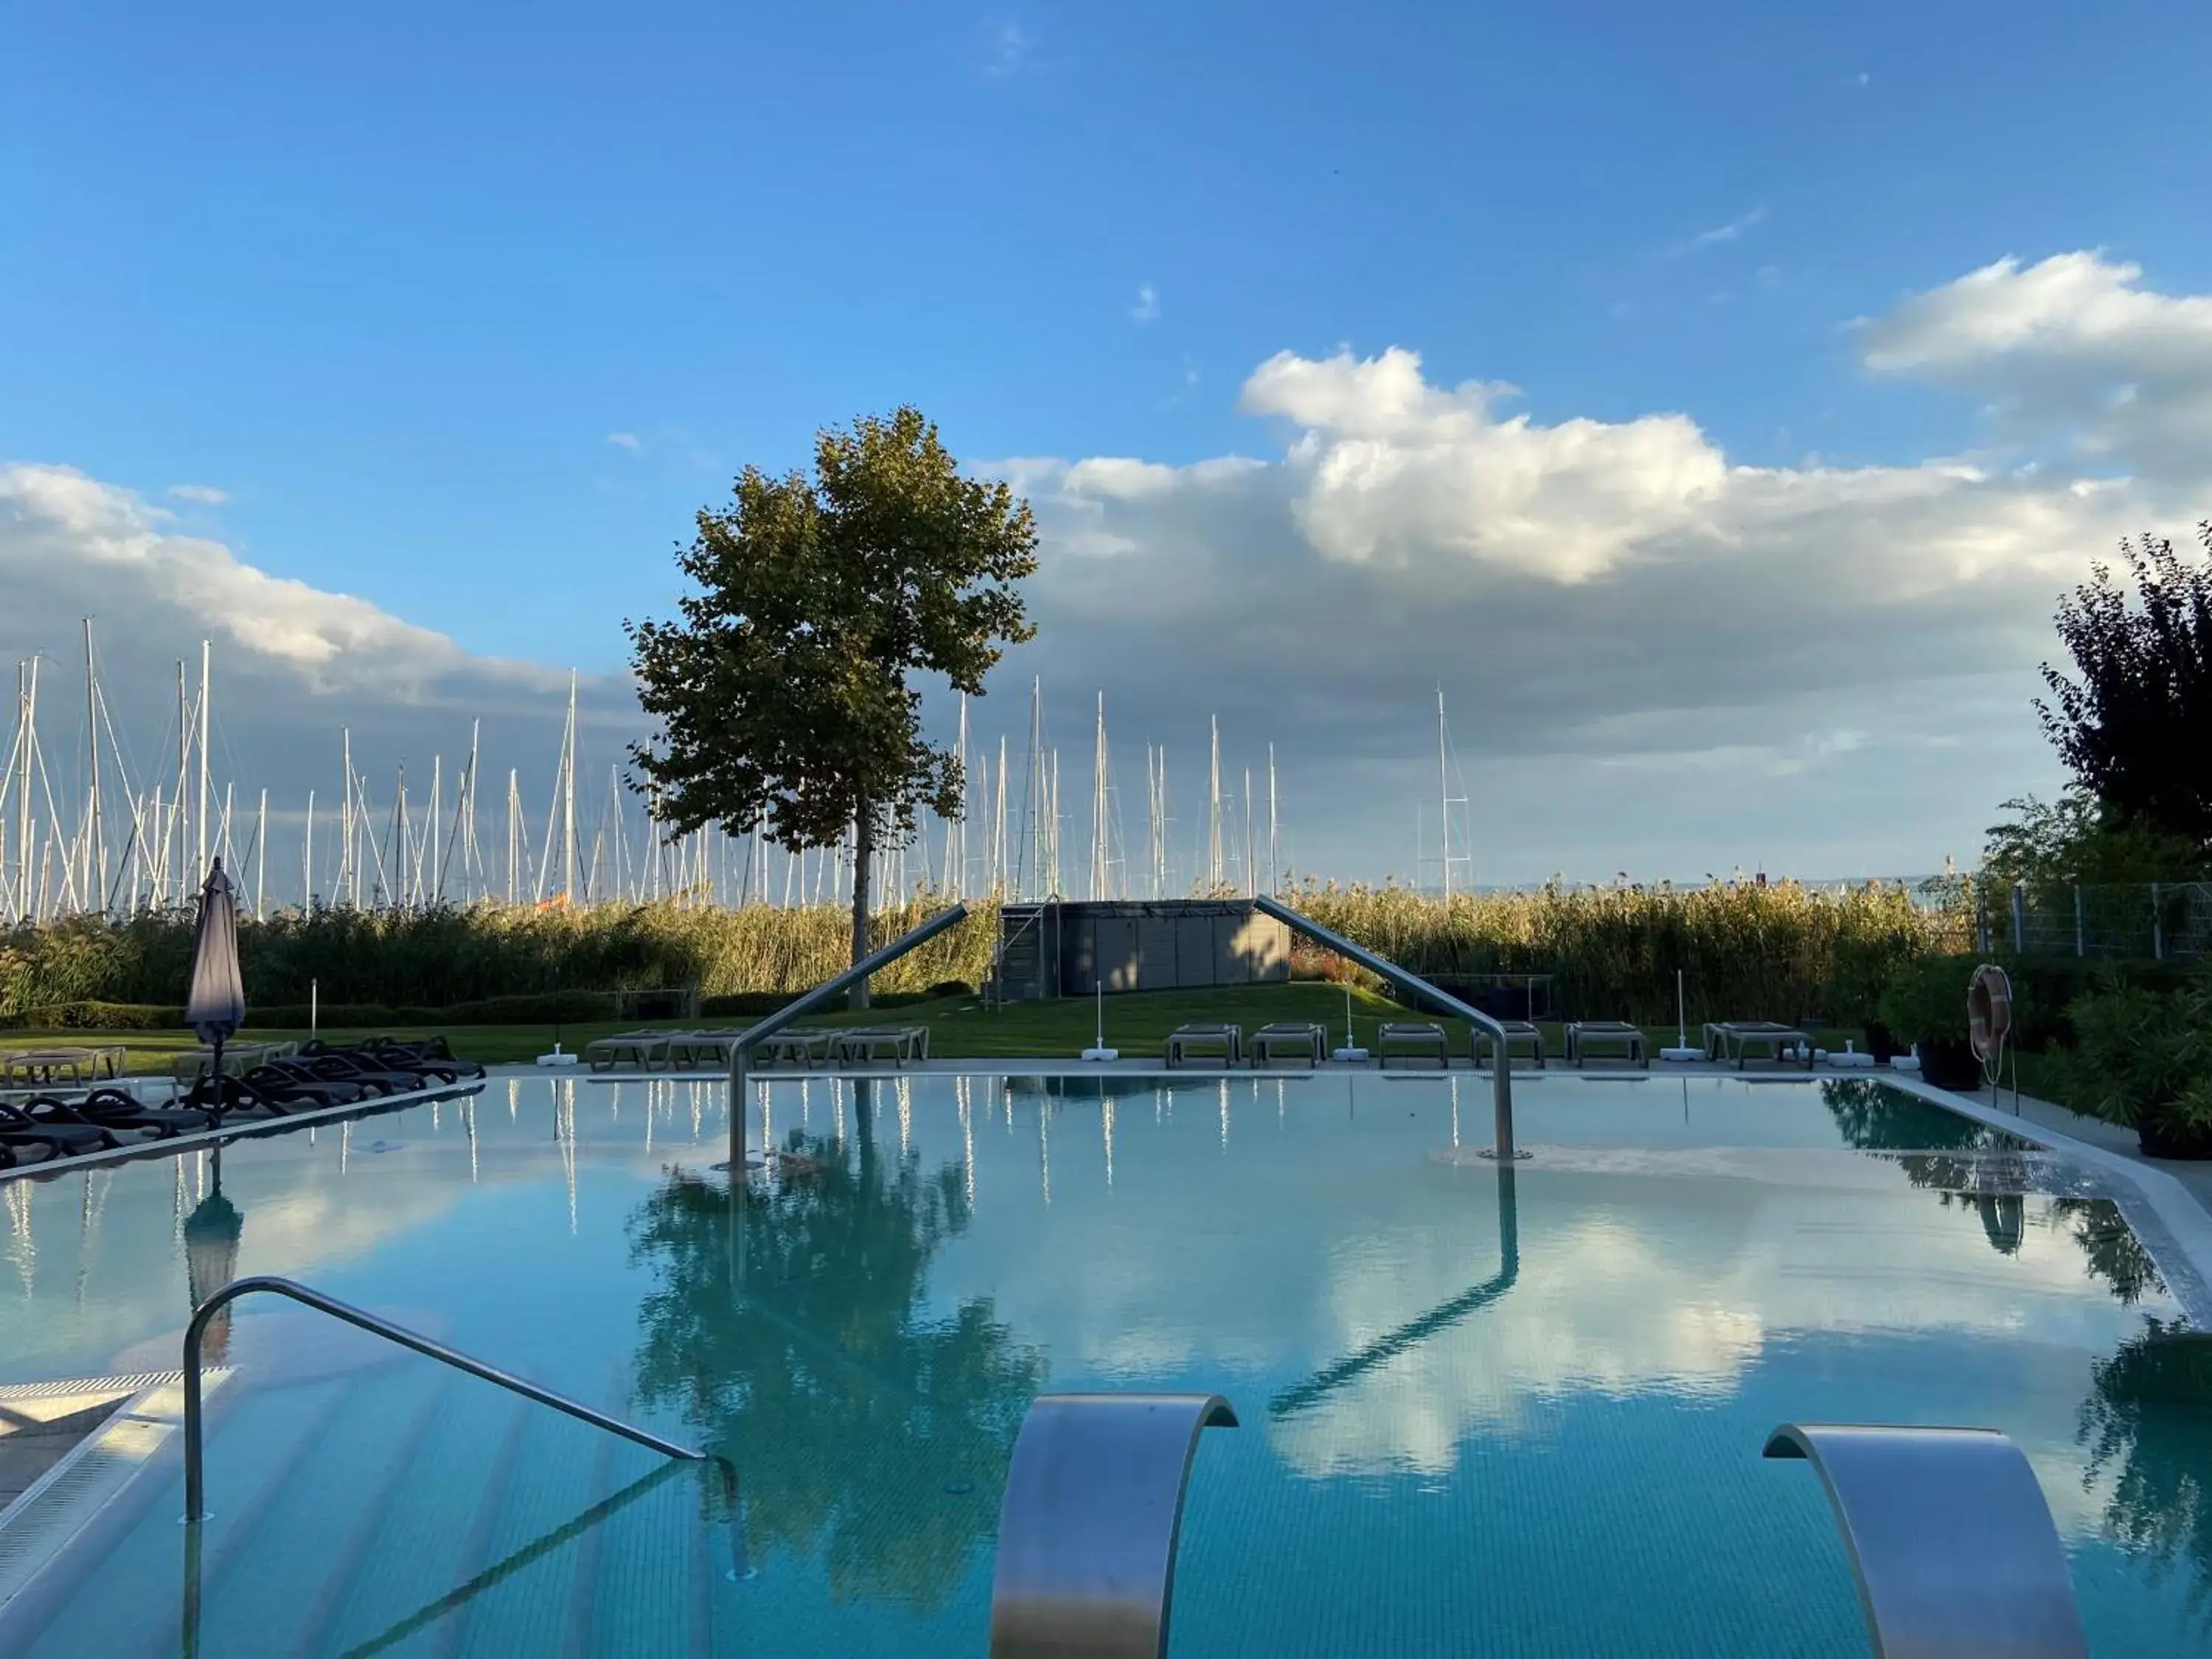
5 2 2211 886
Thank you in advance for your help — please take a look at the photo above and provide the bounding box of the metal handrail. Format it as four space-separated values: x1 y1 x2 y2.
1253 895 1523 1161
182 1275 711 1522
725 902 971 1169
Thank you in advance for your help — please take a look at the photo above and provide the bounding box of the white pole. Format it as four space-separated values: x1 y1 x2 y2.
255 787 267 918
304 788 315 907
197 639 211 877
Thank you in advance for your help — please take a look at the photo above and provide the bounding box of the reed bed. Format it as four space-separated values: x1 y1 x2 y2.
1 880 1965 1026
1287 880 1968 1026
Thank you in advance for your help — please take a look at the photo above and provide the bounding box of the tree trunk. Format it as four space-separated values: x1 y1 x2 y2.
848 805 873 1010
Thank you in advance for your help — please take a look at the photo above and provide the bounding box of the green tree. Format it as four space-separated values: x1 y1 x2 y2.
1981 788 2208 888
2037 526 2212 852
627 408 1037 1006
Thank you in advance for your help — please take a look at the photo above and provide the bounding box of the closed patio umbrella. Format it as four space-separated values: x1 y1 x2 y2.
185 858 246 1087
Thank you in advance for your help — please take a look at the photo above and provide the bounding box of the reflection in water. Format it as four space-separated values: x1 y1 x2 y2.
2081 1322 2212 1618
626 1084 1043 1609
1820 1079 2168 1304
1271 1162 1520 1419
182 1149 244 1361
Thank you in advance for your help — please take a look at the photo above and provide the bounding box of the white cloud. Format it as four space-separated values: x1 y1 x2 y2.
0 463 630 895
606 431 641 453
1130 283 1159 324
1857 251 2212 479
983 22 1033 78
167 484 228 505
982 250 2212 876
1678 205 1767 254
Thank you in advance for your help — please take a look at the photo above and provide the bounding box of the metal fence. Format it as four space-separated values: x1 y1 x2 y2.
1975 882 2212 961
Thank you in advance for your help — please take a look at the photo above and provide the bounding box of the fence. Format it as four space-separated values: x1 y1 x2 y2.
1975 883 2212 961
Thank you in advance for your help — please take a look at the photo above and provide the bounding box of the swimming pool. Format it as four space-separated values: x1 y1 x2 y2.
1 1072 2206 1655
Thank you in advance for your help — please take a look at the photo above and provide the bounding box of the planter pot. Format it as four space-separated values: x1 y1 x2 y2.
2138 1121 2212 1161
1865 1022 1898 1064
1916 1040 1982 1091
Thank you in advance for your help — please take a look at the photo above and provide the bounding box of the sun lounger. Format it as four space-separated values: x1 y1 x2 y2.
585 1032 670 1073
832 1027 929 1066
1703 1021 1812 1070
661 1031 740 1070
5 1048 97 1087
1251 1023 1326 1068
1165 1023 1242 1068
1471 1020 1546 1071
754 1031 835 1070
1565 1021 1649 1068
1378 1022 1450 1069
168 1041 294 1084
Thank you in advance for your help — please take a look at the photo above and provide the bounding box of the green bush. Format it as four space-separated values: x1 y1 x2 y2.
4 1000 186 1029
1875 953 1976 1045
2047 967 2212 1152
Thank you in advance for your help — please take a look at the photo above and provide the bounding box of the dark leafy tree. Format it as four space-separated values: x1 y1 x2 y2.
2037 526 2212 851
627 408 1037 1005
626 1099 1044 1608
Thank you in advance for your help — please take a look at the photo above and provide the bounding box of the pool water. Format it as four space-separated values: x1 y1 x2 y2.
1 1073 2207 1657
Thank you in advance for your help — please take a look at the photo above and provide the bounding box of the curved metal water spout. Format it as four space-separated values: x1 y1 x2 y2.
1764 1423 2088 1659
989 1392 1238 1659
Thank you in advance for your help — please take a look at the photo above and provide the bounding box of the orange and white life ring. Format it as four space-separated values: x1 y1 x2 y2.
1968 964 2014 1070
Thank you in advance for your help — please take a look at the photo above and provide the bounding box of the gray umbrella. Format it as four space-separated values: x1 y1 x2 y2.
184 858 246 1086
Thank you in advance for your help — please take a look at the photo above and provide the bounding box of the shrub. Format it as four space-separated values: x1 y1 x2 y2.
5 1001 186 1029
2048 966 2212 1155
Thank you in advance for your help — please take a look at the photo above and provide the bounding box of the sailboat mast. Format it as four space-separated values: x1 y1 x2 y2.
1437 686 1450 901
197 639 211 877
563 670 578 905
1208 717 1222 892
1267 743 1279 896
83 620 103 912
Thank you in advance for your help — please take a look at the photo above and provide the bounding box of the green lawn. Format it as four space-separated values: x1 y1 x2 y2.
4 986 1866 1072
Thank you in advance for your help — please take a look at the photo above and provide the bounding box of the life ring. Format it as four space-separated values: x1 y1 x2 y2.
1968 964 2013 1076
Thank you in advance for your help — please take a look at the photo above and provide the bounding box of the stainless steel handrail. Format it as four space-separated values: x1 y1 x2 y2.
182 1274 711 1522
725 901 970 1169
1764 1422 2088 1658
1253 894 1523 1161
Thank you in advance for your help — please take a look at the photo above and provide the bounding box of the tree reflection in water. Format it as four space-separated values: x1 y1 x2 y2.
1820 1083 2210 1612
1820 1079 2163 1297
2081 1321 2212 1621
626 1085 1044 1608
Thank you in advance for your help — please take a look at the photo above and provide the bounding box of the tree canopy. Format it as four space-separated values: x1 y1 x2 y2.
626 408 1036 998
2037 526 2212 851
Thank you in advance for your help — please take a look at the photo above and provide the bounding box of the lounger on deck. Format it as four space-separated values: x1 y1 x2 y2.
1378 1022 1450 1069
754 1030 835 1070
1251 1023 1326 1068
1565 1021 1648 1069
585 1032 670 1073
1703 1021 1812 1069
1165 1024 1242 1068
1472 1020 1546 1071
832 1027 929 1066
663 1031 740 1070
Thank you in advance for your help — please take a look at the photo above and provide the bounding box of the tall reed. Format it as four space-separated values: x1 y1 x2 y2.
0 880 1964 1026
